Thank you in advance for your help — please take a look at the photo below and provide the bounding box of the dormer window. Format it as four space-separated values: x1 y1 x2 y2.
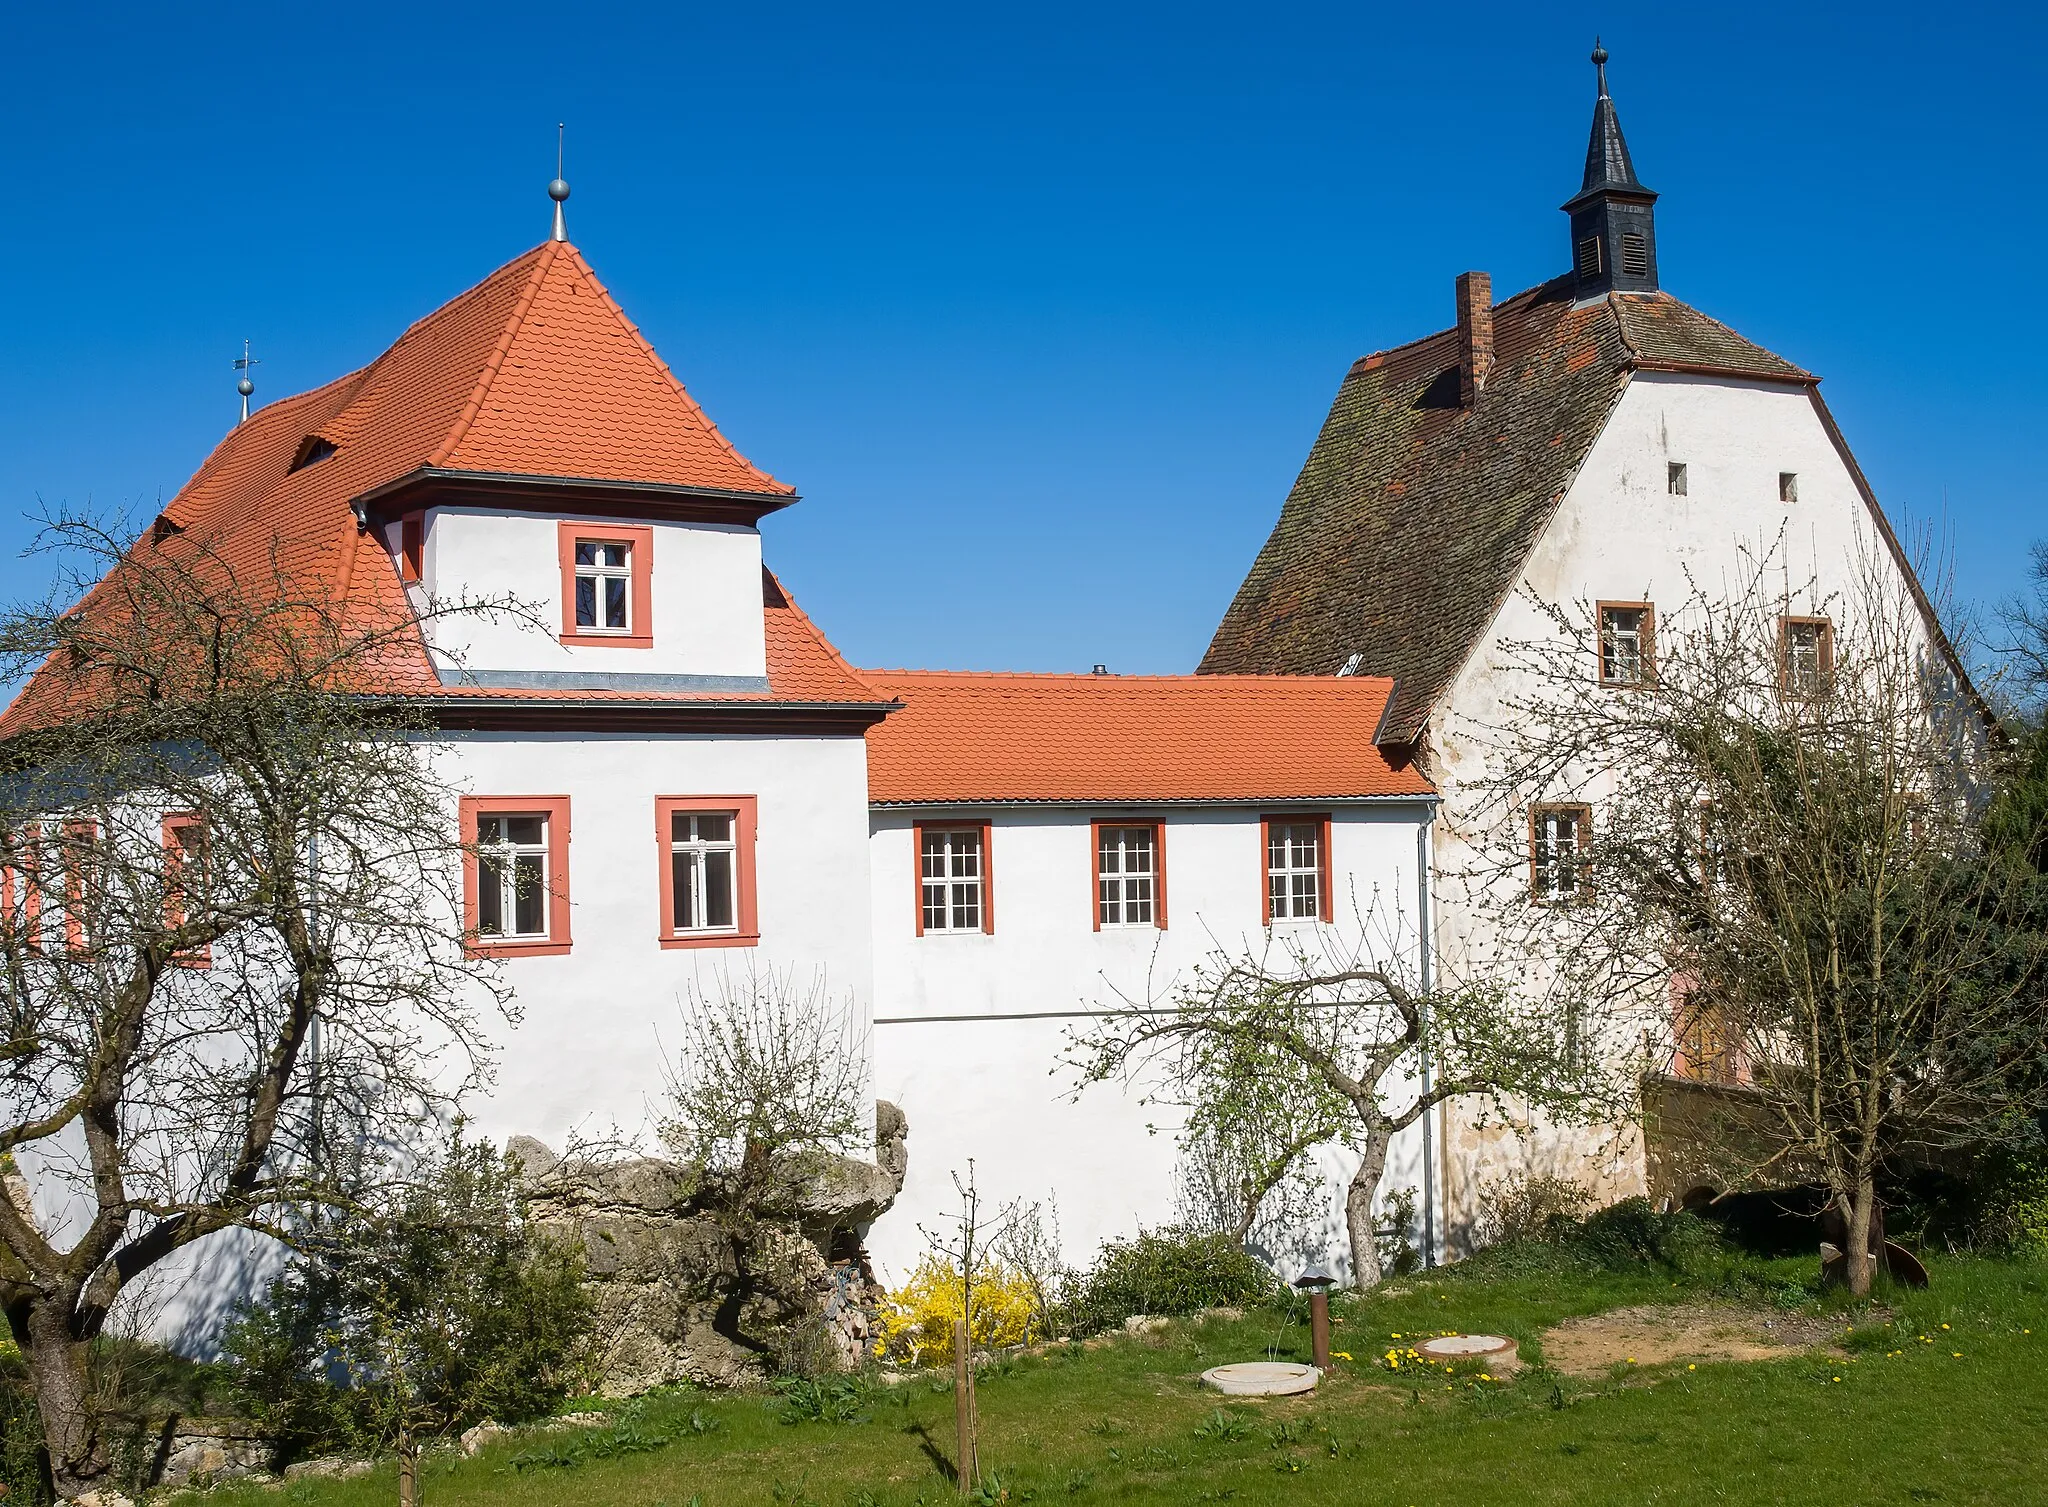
287 436 338 473
557 522 653 648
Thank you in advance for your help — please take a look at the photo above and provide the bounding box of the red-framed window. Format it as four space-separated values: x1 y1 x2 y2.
56 819 99 956
914 820 992 936
1092 820 1166 931
1778 615 1834 696
1261 814 1332 925
655 796 760 950
398 512 425 584
459 795 572 958
1 825 41 955
161 813 211 968
557 521 653 648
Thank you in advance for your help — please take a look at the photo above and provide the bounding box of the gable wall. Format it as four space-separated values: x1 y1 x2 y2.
1422 370 1938 1234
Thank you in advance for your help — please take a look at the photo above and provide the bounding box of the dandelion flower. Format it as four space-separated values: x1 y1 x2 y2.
1687 1364 1696 1371
1831 1377 1841 1383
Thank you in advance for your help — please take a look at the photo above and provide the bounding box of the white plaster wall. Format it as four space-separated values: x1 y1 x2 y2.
396 510 770 680
436 731 875 1152
865 803 1435 1284
1424 372 1942 1229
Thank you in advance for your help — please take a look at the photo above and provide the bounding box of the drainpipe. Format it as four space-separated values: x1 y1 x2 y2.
1415 813 1437 1268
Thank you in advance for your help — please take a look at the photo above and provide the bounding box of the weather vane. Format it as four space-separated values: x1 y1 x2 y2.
234 340 260 424
549 123 571 243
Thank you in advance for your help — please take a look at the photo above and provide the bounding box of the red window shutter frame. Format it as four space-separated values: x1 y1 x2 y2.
653 795 760 950
556 521 655 649
912 819 993 936
459 795 573 958
1088 820 1169 932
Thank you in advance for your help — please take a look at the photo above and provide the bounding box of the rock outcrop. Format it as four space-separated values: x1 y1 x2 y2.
513 1102 907 1394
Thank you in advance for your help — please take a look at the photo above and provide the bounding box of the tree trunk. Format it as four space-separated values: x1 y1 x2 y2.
397 1438 420 1507
1344 1136 1390 1289
25 1296 109 1501
1843 1172 1878 1298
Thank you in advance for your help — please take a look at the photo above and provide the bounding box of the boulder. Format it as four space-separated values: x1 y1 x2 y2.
516 1102 908 1394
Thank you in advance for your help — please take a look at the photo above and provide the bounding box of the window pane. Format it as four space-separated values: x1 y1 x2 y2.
696 813 732 843
673 851 697 930
605 576 627 629
575 542 597 566
1127 875 1153 923
478 815 506 845
951 883 980 930
513 853 545 935
575 576 596 627
479 855 505 934
601 544 627 568
705 850 734 929
505 816 544 846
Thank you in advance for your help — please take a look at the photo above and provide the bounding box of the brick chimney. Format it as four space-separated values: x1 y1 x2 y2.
1456 271 1494 407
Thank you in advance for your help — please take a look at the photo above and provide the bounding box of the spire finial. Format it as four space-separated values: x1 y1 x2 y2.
234 339 260 425
1591 38 1609 98
548 123 571 243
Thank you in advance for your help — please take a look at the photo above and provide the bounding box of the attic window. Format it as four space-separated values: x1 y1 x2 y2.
1667 463 1688 496
150 513 183 543
1575 236 1603 278
1779 472 1799 504
1620 233 1650 276
288 436 338 473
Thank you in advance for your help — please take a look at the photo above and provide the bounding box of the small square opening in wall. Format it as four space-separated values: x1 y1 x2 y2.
1779 472 1799 504
1667 462 1688 496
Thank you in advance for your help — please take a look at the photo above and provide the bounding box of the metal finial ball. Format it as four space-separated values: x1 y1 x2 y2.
548 178 571 203
236 377 255 397
1591 41 1608 65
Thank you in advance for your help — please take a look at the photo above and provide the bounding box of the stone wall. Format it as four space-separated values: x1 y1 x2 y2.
512 1102 907 1394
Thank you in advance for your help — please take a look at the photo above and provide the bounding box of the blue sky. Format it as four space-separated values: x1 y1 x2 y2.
6 2 2044 673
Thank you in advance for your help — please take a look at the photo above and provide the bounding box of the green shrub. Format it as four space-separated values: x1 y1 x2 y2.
1065 1229 1277 1335
1985 1158 2048 1255
1571 1198 1723 1275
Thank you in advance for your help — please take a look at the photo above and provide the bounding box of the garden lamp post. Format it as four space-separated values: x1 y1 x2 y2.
1294 1264 1336 1371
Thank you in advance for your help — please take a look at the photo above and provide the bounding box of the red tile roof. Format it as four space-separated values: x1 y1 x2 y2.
4 242 880 732
862 671 1434 805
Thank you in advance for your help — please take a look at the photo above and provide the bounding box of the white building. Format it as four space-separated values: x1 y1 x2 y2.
16 223 1437 1294
1199 47 1980 1235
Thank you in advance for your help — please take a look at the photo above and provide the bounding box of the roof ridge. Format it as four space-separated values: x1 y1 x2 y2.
866 667 1397 688
562 245 794 496
428 242 560 468
1352 274 1573 370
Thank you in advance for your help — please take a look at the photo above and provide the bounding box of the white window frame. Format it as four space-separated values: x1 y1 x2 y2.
573 540 633 634
1530 804 1590 904
1267 821 1323 922
1598 603 1652 687
1097 825 1157 927
1781 616 1831 695
669 810 740 936
477 813 551 939
919 827 984 933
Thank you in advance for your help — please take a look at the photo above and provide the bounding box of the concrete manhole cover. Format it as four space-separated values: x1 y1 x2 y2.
1415 1334 1518 1369
1200 1362 1320 1396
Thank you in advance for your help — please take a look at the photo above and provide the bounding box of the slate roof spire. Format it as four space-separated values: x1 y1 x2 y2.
1561 41 1659 298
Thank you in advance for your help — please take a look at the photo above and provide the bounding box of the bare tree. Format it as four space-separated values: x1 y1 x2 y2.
1466 535 2046 1294
0 515 511 1498
1064 905 1626 1288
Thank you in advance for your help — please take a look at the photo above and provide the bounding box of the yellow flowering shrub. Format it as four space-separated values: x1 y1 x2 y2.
876 1255 1044 1366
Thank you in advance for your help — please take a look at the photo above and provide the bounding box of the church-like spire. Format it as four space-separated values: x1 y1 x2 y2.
1561 41 1660 298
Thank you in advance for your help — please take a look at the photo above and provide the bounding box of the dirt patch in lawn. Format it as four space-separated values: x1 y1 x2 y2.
1539 1303 1847 1375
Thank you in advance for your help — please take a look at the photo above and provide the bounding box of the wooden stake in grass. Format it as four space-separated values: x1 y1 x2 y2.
954 1316 976 1494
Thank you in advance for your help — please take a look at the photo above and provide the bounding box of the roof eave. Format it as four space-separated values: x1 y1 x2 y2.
352 467 800 531
868 792 1438 810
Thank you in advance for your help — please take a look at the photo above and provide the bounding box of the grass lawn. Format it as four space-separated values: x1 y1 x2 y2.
201 1253 2047 1507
